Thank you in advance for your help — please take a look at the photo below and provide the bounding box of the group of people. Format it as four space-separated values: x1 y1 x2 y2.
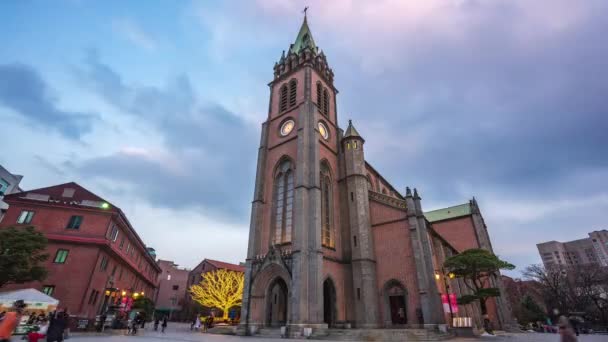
0 300 69 342
153 316 168 333
190 314 214 333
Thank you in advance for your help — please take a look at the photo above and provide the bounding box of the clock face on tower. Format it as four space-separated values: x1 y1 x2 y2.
280 119 295 136
318 122 329 140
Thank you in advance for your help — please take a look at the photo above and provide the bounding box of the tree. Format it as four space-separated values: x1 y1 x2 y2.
0 226 49 288
444 249 515 317
519 295 547 325
522 264 572 315
133 297 155 319
189 269 244 320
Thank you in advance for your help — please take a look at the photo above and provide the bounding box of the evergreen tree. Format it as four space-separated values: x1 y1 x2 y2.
0 226 49 288
444 248 515 316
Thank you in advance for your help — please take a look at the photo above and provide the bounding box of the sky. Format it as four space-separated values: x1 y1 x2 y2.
1 0 607 277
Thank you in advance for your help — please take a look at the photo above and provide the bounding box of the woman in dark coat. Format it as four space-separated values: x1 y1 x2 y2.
46 312 67 342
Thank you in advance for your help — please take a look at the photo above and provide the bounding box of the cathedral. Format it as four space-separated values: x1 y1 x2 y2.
239 16 513 338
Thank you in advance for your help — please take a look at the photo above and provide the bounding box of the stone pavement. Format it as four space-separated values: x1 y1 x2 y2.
64 323 607 342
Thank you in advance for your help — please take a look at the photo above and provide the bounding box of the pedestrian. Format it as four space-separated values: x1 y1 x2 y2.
0 299 27 342
130 313 140 335
558 315 577 342
194 315 201 331
46 311 68 342
161 316 168 333
568 316 580 337
154 316 160 331
190 315 197 331
140 312 146 329
27 318 49 342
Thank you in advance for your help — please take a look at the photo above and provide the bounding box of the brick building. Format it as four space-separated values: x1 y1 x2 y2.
238 16 513 337
501 275 546 324
537 229 608 268
184 259 245 318
0 182 161 319
154 260 190 320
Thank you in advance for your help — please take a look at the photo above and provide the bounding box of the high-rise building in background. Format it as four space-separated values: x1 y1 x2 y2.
537 230 608 268
0 164 23 222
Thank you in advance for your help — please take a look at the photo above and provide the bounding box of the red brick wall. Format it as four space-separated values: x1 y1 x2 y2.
323 259 349 322
431 217 479 252
369 200 420 324
155 260 190 311
0 199 160 318
270 70 307 121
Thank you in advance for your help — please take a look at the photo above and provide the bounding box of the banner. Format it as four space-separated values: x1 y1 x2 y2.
442 294 459 313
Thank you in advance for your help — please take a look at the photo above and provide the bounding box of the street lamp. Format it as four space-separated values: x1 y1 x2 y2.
435 269 455 326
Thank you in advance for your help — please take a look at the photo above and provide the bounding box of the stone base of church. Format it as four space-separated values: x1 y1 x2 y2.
237 322 454 340
286 323 329 338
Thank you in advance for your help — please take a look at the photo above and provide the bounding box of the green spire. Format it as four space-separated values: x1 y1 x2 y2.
343 120 363 140
289 15 317 55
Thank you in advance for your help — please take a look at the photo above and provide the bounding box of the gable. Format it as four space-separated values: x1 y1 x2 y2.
424 203 472 223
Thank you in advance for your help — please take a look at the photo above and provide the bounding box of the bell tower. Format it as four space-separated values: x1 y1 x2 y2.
240 13 338 337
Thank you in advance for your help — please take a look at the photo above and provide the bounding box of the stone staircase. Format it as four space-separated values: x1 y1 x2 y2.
256 327 284 338
317 328 453 341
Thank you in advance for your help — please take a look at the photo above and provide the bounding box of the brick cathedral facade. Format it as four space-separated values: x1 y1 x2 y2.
239 17 513 337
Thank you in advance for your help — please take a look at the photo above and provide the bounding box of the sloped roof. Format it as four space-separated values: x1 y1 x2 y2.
289 16 317 55
3 181 116 211
4 182 161 273
425 203 472 223
343 120 362 139
206 259 245 273
0 288 59 305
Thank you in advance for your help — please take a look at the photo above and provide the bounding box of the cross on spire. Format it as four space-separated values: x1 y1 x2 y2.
303 6 309 17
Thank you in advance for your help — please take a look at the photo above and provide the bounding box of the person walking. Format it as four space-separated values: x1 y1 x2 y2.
27 319 49 342
558 315 578 342
154 316 160 331
194 315 201 332
139 312 146 329
190 316 196 331
0 299 27 342
161 316 167 333
46 311 68 342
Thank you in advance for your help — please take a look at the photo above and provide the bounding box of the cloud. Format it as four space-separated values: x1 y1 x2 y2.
112 19 157 51
0 63 96 139
74 52 258 221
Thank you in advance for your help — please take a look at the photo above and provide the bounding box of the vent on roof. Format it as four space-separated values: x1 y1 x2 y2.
62 188 75 198
24 193 50 201
81 200 103 208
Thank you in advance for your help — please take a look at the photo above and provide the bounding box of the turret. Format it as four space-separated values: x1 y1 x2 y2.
341 120 379 328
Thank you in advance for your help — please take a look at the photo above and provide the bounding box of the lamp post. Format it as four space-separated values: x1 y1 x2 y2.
435 269 455 326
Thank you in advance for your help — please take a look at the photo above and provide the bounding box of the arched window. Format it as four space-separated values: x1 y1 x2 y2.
279 84 288 113
382 188 387 195
366 174 373 191
273 160 294 244
323 89 329 116
289 79 297 108
320 162 334 248
316 82 323 112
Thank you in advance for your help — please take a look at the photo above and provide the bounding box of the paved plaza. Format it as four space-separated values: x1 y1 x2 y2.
63 323 607 342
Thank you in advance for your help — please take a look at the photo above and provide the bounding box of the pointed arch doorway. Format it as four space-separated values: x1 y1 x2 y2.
323 278 337 327
267 277 288 327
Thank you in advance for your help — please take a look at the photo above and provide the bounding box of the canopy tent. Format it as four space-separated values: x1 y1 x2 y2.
0 288 59 312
